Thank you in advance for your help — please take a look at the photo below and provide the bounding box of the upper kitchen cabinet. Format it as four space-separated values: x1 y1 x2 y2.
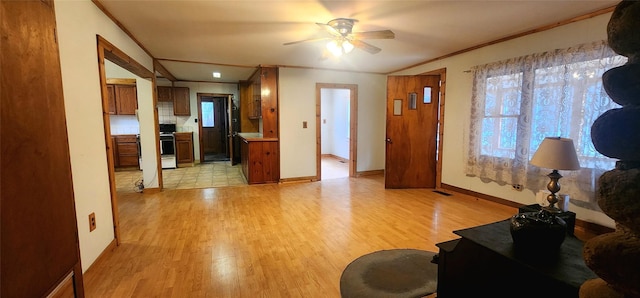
249 78 261 119
156 86 191 116
173 87 190 116
239 81 259 133
241 66 278 137
259 67 278 138
107 83 137 115
107 84 116 114
157 86 172 102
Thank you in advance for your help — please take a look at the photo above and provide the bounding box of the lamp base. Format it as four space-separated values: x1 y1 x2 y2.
542 205 563 213
510 210 567 253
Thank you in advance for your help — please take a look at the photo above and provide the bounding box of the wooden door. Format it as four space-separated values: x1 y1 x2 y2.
1 0 84 296
385 75 440 188
201 97 226 156
228 95 240 165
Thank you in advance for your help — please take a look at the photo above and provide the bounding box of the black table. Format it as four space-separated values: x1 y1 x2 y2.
435 220 597 297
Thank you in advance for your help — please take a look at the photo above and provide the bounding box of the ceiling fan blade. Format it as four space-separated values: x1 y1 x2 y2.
350 39 382 54
283 37 331 46
350 30 395 40
316 22 342 38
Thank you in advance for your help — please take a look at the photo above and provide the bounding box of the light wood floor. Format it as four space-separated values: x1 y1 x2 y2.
84 175 519 297
321 155 349 180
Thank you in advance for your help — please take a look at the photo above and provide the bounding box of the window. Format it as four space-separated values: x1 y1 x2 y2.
481 73 523 159
466 40 626 208
202 101 214 127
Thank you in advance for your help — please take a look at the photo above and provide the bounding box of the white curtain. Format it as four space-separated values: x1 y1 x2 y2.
466 40 626 211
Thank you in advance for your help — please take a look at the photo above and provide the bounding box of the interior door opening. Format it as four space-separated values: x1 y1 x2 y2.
197 94 230 163
316 83 358 181
97 36 157 246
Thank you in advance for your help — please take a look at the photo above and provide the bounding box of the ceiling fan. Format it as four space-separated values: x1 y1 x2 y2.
283 18 395 56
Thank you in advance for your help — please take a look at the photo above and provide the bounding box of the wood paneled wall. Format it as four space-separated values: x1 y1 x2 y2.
1 0 84 296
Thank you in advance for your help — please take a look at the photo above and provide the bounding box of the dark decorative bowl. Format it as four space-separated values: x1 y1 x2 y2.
510 210 567 253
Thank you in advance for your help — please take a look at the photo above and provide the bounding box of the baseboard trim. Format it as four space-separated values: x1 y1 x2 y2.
355 170 384 177
322 153 348 163
279 176 318 184
441 183 614 236
83 239 117 274
441 183 522 208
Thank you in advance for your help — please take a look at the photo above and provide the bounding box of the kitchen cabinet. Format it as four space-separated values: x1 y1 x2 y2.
242 66 278 137
107 84 116 114
156 86 190 116
239 134 279 184
239 81 259 133
173 87 190 116
175 132 194 166
157 86 172 102
107 84 137 115
111 136 118 166
113 135 139 168
249 78 261 119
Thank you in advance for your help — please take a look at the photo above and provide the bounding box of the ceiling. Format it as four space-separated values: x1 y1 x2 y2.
96 0 619 83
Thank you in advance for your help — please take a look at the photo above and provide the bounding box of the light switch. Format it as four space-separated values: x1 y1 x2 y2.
323 119 326 124
303 121 307 128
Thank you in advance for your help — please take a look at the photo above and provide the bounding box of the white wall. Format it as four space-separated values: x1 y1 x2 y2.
320 89 333 154
393 13 616 228
279 68 386 178
55 0 154 272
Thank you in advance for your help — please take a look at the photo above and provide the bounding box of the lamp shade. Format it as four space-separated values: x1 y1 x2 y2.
530 137 581 170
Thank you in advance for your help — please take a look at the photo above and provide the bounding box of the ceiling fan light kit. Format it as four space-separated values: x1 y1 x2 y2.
326 39 354 57
284 18 395 56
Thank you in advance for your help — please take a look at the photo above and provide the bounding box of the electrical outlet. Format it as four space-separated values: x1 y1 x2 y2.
512 184 523 191
89 212 96 232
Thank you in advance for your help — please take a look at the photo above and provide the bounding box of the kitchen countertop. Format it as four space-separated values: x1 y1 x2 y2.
237 132 278 141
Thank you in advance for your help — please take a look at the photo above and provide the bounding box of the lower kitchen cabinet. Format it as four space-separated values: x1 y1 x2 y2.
240 136 279 184
113 134 139 168
175 132 194 166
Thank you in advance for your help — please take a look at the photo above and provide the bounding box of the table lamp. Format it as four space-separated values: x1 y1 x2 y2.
529 137 581 212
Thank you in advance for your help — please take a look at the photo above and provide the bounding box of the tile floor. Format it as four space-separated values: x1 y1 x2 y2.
115 161 246 193
115 156 349 193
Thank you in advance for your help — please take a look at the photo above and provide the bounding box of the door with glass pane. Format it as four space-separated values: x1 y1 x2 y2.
385 75 440 188
199 96 228 161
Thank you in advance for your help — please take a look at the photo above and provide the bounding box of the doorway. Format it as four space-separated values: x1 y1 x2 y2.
316 83 358 180
197 93 231 162
97 36 157 245
384 69 446 189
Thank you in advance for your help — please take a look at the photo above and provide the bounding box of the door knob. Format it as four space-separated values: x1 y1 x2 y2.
386 138 392 143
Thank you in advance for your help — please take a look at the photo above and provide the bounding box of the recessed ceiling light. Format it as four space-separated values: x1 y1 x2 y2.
212 72 221 78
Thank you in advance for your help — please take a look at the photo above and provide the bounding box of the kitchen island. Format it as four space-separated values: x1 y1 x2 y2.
238 133 279 184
